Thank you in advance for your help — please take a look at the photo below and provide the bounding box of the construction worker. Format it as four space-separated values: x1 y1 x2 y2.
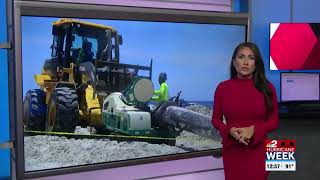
151 72 169 102
77 41 94 64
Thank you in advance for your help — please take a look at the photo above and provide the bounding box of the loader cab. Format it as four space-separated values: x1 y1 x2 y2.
50 20 122 68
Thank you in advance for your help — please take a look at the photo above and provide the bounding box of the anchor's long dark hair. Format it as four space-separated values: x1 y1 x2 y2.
230 42 274 112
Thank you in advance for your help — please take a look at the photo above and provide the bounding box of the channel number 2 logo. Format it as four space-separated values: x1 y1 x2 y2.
266 140 277 147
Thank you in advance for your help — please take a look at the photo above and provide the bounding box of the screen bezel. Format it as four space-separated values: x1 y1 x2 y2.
280 72 320 103
269 22 277 71
13 1 249 179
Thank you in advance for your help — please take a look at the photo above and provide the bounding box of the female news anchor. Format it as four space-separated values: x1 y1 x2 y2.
212 42 279 180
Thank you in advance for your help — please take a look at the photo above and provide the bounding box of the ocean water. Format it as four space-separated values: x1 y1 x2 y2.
184 101 213 108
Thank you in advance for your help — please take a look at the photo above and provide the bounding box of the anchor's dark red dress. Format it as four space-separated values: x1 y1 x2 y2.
212 77 278 180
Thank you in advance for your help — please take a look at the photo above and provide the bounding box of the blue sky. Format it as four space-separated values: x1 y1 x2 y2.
22 16 246 101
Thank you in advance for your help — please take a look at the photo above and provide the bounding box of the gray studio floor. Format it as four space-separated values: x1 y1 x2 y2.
269 117 320 180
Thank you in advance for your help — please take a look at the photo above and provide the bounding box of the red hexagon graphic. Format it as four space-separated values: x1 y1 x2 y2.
270 23 318 70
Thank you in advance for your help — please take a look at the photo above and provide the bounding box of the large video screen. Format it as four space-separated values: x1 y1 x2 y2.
270 23 320 70
22 16 246 171
281 73 320 102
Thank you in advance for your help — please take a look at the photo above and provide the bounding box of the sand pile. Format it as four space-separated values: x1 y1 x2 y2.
25 104 221 171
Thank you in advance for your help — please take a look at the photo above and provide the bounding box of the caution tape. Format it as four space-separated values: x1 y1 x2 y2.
24 130 176 141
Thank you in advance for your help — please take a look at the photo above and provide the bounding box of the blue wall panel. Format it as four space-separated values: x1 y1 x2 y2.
0 150 10 178
0 0 10 178
233 0 248 13
0 0 9 143
293 0 320 22
251 0 291 101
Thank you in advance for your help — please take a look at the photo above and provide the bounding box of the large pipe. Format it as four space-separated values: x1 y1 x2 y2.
155 103 221 141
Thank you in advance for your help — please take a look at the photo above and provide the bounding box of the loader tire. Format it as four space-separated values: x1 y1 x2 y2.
23 89 46 131
46 87 79 133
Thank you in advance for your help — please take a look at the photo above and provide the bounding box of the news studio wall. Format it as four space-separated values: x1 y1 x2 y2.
7 1 238 179
252 0 320 179
7 1 247 180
